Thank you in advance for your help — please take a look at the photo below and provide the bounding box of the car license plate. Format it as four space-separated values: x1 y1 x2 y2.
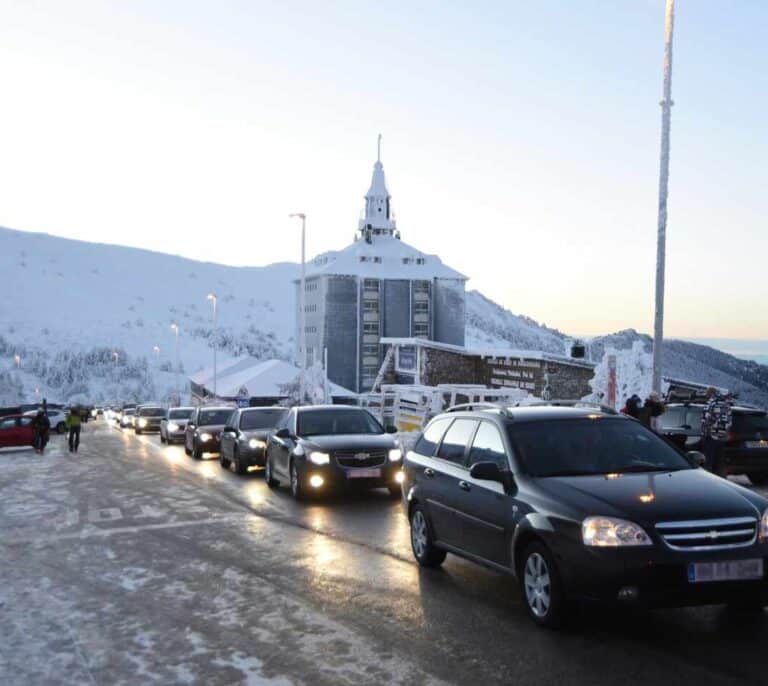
347 468 381 479
688 559 764 583
745 440 768 449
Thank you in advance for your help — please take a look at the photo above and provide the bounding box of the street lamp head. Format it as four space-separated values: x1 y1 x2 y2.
289 213 306 220
207 293 217 302
171 323 179 332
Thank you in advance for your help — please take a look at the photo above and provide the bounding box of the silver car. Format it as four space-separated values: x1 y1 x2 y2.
160 407 194 444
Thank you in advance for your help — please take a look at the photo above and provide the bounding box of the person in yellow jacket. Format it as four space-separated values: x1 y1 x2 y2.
66 407 82 453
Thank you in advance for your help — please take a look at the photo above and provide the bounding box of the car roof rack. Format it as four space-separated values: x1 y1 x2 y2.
445 402 512 417
511 399 619 415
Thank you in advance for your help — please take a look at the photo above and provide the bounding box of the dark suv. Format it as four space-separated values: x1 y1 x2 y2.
660 404 768 484
403 404 768 627
264 405 402 500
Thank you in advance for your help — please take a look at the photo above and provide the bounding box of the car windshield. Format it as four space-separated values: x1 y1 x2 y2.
298 409 384 437
240 410 287 431
169 409 193 419
733 413 768 434
508 418 692 477
198 409 232 425
141 408 165 417
124 409 135 416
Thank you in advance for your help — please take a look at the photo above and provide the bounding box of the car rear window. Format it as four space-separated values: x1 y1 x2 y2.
733 413 768 434
660 407 685 430
240 409 287 431
414 417 452 457
169 409 193 419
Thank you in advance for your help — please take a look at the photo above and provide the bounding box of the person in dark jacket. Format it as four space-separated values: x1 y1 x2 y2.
31 411 51 454
66 407 82 453
621 395 642 419
701 387 733 474
639 392 665 432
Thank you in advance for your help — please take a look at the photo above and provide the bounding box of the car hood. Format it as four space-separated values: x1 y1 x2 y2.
534 468 765 524
197 424 226 433
301 434 397 451
241 429 273 440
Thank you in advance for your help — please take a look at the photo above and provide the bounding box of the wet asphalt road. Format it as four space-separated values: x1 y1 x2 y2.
1 419 768 686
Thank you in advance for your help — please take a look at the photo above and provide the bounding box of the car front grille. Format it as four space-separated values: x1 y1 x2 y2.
333 448 387 469
656 517 758 551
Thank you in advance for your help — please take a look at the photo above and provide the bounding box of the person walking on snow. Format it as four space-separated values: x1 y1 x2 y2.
31 410 50 454
66 407 82 453
639 392 665 432
701 387 733 475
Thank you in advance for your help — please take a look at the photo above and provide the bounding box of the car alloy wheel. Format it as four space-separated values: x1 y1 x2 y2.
234 447 248 476
265 456 278 488
520 543 565 628
409 507 446 568
290 462 304 501
524 553 551 619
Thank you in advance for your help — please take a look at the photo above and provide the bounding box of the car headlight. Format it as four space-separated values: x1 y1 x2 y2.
168 422 180 432
138 418 148 428
388 448 402 462
199 432 212 442
582 516 652 547
309 451 330 465
761 508 768 541
248 438 266 450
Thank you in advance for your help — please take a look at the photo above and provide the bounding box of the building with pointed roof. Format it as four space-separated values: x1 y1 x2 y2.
297 139 468 393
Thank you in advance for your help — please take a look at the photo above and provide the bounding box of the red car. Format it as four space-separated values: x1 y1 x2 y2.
0 414 35 448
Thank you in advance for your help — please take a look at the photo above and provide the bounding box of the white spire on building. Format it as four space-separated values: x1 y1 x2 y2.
360 134 397 237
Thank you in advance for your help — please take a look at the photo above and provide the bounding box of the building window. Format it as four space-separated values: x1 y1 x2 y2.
363 344 379 355
416 257 425 265
363 300 379 312
363 322 379 335
413 302 429 313
413 281 430 293
413 323 429 337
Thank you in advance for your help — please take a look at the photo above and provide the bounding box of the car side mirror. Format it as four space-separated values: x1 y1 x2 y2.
275 428 291 440
385 425 397 434
470 461 516 492
687 450 706 468
188 423 195 430
224 425 236 434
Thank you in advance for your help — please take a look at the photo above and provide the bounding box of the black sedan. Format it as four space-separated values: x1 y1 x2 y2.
403 405 768 628
264 405 403 500
184 406 233 459
220 406 288 475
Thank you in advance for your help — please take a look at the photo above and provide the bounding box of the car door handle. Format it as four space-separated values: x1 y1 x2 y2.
424 468 435 478
458 480 471 492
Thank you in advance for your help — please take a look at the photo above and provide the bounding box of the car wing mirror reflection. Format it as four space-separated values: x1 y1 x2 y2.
469 461 517 493
686 450 706 468
275 428 291 440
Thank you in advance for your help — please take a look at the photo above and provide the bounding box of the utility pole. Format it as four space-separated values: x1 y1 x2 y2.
171 323 180 405
652 0 676 394
207 293 218 399
290 213 307 405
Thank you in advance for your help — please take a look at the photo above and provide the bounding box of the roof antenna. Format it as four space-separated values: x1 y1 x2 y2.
377 133 382 163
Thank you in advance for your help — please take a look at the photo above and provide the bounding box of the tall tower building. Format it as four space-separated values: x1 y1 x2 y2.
296 139 467 393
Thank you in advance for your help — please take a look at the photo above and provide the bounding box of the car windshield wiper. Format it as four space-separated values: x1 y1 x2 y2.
539 470 597 477
615 463 682 473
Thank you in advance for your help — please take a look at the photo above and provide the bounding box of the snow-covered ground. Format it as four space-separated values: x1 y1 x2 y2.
2 225 767 407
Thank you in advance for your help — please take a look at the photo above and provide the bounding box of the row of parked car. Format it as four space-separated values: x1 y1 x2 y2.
104 398 768 628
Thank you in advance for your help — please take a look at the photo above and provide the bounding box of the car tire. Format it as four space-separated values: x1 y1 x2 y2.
265 455 278 488
289 461 305 501
388 485 402 499
193 442 203 460
219 450 231 470
136 429 142 435
160 432 166 444
519 542 567 629
748 473 768 486
409 506 446 568
184 441 191 456
56 422 66 434
234 447 248 476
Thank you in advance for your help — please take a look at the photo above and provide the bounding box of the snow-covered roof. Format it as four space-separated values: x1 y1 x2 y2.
380 337 595 369
193 357 356 399
303 235 467 281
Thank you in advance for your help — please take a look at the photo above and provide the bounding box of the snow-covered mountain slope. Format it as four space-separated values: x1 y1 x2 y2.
1 226 766 407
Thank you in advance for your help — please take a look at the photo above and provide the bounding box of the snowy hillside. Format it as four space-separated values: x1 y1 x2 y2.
1 226 766 408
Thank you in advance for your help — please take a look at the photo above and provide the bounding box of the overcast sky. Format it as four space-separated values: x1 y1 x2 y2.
1 1 766 340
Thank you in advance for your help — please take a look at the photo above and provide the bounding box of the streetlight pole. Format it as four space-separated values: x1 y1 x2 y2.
289 213 307 405
207 293 218 399
171 323 180 404
652 0 676 394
